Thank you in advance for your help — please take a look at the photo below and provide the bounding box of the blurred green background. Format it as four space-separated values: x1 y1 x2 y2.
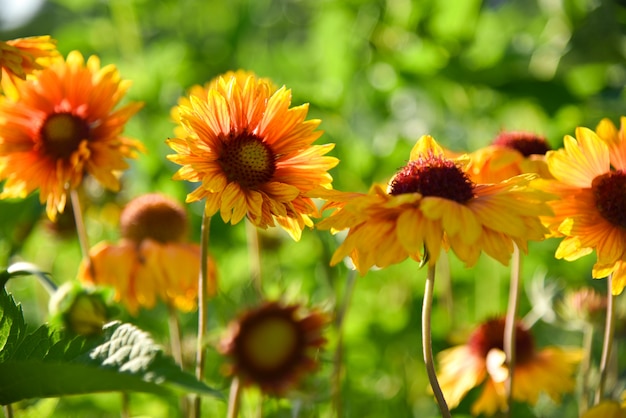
1 0 626 417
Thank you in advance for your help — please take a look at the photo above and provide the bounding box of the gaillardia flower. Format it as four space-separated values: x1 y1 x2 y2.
219 301 327 396
0 36 58 97
437 318 582 416
78 193 217 315
465 131 552 183
316 135 550 274
540 118 626 294
0 50 144 220
167 71 338 241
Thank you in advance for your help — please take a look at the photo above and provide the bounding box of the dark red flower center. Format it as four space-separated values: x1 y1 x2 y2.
219 133 276 189
41 112 90 160
120 194 188 243
388 154 475 202
592 171 626 229
492 131 551 157
468 318 535 365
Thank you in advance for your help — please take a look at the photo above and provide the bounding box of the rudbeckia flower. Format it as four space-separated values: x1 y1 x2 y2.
582 399 626 418
78 193 217 315
316 135 550 274
167 71 338 241
0 51 144 220
465 131 553 183
0 36 58 97
219 301 328 396
540 118 626 294
437 318 582 416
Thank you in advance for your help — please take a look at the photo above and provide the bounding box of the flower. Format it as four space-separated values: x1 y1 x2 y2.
558 287 607 329
582 399 626 418
77 193 217 315
539 118 626 294
465 131 553 183
316 135 550 274
48 281 113 336
0 50 144 220
219 301 328 396
437 318 582 416
167 71 338 241
0 36 58 98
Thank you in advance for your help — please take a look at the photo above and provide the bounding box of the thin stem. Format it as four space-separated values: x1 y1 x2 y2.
422 263 451 418
245 219 262 298
168 305 189 416
192 212 211 418
121 392 130 418
226 376 242 418
332 269 357 418
578 323 594 414
3 404 13 418
595 275 615 404
70 188 91 263
503 244 521 416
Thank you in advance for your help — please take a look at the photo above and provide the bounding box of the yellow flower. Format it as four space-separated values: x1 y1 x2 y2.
0 51 144 220
540 118 626 294
0 36 59 98
437 318 582 416
219 301 328 396
316 135 550 274
465 131 553 183
78 193 217 315
582 400 626 418
167 71 338 241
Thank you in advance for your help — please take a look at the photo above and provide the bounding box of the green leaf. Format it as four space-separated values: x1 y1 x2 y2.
0 288 26 362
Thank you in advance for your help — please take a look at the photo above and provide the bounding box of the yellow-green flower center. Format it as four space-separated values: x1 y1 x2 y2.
41 112 90 160
241 316 299 371
388 154 475 202
492 131 551 157
468 318 535 365
120 194 188 244
592 171 626 229
220 133 276 188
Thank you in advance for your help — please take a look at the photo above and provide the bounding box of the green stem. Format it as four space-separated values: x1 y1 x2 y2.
192 212 211 418
503 244 521 416
595 274 615 404
422 263 451 418
121 392 130 418
70 188 91 264
226 376 242 418
3 404 13 418
245 220 262 298
168 305 189 416
578 323 594 414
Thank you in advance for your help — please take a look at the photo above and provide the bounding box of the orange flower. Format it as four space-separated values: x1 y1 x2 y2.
0 36 58 98
540 117 626 294
78 194 216 315
219 301 328 396
316 135 550 274
167 71 338 241
0 51 144 220
437 318 582 416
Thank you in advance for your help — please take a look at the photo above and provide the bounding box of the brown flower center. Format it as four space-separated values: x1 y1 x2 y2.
492 131 551 157
219 133 276 189
388 154 475 202
120 194 188 243
468 318 535 365
592 171 626 228
241 316 300 371
41 112 90 160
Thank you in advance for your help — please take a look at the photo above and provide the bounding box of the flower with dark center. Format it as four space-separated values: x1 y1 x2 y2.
0 35 58 97
219 301 328 396
0 50 144 220
437 317 582 416
540 119 626 295
78 193 217 315
492 131 551 157
167 71 338 241
316 135 551 273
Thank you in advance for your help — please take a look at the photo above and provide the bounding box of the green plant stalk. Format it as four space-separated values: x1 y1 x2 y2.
422 263 451 418
70 189 91 265
245 220 263 298
595 274 615 404
168 305 189 415
226 376 242 418
578 323 594 414
192 212 211 418
503 244 521 417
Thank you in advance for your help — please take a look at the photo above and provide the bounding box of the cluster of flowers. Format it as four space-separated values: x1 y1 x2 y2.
0 36 624 416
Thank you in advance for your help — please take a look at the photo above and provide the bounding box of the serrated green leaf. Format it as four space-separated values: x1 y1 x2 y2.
0 288 26 362
11 326 52 361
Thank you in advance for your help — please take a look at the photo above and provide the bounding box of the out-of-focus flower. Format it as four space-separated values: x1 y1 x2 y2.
558 287 607 329
0 36 58 98
437 317 582 416
465 131 553 183
582 400 626 418
48 281 114 336
219 301 328 396
0 51 144 220
539 118 626 294
316 135 551 274
78 193 216 315
167 71 338 241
